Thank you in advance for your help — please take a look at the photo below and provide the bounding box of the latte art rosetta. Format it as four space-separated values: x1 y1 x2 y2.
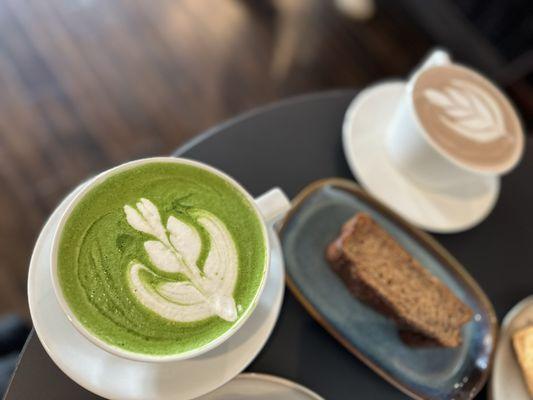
412 65 522 171
58 162 267 356
423 79 509 144
124 198 239 322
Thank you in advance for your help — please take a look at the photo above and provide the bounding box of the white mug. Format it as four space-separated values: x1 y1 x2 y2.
386 49 523 191
49 157 291 363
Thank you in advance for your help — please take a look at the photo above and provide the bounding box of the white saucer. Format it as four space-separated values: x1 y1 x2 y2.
342 81 500 233
491 296 533 400
199 373 324 399
27 184 285 400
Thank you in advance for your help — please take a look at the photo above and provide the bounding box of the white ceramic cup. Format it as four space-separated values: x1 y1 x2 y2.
50 157 291 363
386 49 523 191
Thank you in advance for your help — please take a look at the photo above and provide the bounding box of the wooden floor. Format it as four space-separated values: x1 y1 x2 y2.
0 0 430 319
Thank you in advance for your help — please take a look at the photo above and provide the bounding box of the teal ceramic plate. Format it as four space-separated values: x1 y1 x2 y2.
280 179 497 400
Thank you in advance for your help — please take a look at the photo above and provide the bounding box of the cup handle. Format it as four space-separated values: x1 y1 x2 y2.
419 48 451 71
255 188 291 226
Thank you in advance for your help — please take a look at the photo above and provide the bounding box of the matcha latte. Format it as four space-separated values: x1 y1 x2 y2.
55 160 268 358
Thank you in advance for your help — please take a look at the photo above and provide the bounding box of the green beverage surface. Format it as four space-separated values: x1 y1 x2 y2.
57 162 267 356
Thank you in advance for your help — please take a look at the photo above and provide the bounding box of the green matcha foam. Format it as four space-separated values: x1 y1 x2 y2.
57 162 267 356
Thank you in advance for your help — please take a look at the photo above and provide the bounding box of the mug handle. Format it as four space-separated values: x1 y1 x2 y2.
255 188 291 226
419 48 451 71
408 48 451 88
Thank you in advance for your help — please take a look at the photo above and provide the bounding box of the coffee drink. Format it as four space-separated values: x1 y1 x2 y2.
57 162 267 356
412 65 523 172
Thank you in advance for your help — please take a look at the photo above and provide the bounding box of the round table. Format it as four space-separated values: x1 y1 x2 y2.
6 90 533 399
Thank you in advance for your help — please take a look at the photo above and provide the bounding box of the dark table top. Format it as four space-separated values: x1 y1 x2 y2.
6 89 533 399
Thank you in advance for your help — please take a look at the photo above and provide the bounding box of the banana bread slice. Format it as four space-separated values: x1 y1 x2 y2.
326 213 473 347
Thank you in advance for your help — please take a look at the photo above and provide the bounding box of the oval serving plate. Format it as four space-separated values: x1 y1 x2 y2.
280 178 497 400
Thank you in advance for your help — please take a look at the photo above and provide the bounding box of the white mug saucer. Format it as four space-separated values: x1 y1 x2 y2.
342 81 500 233
491 296 533 400
27 183 285 400
199 373 324 399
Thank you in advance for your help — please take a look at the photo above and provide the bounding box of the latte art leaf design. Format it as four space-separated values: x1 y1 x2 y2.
423 79 510 143
124 198 238 323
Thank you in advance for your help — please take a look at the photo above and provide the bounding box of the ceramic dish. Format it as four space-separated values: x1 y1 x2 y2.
280 178 497 399
199 373 324 399
491 296 533 400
